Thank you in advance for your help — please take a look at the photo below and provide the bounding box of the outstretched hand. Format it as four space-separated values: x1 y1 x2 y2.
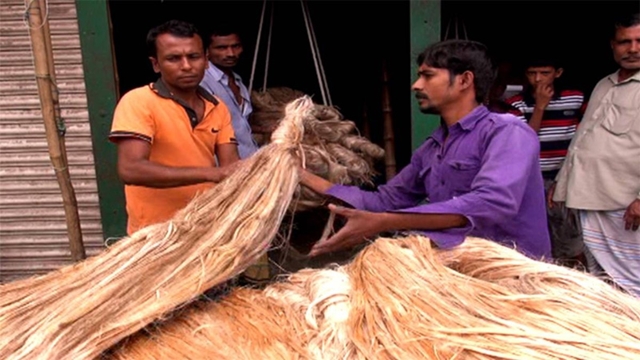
308 204 388 257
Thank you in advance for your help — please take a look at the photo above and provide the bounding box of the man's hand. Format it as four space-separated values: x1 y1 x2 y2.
211 160 243 183
308 204 388 257
534 84 554 109
547 181 562 209
623 199 640 231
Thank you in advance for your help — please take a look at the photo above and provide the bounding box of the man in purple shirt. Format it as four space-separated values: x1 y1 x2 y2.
300 40 551 259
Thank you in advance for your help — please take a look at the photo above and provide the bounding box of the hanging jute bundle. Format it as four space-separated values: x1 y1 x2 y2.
250 87 385 210
0 96 316 360
107 236 640 360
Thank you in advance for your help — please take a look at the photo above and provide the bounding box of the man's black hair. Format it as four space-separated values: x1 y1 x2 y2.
612 13 640 39
417 39 496 103
146 20 201 58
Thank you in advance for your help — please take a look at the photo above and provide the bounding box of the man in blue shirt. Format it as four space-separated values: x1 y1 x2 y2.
200 27 259 159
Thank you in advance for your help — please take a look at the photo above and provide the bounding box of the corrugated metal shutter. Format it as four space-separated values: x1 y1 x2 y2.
0 0 105 283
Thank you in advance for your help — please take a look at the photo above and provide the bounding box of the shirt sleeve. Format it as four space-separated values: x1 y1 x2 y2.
326 147 431 212
395 123 540 248
109 90 155 143
213 99 237 146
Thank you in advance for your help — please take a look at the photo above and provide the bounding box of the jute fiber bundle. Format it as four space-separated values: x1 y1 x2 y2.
108 236 640 360
0 96 316 360
250 87 385 210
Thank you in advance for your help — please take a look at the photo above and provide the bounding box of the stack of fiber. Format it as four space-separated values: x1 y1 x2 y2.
250 87 385 210
108 236 640 360
0 96 315 360
3 96 640 360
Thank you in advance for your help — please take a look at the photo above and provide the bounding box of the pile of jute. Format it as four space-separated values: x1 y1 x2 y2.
106 235 640 360
0 96 315 360
1 96 640 360
251 87 385 210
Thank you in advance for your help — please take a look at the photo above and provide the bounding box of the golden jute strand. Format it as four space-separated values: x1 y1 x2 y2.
0 96 316 360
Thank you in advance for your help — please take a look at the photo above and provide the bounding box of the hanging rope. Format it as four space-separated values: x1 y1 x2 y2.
23 0 50 30
300 0 327 105
301 0 332 106
250 0 333 105
444 16 468 41
248 0 268 93
261 2 275 92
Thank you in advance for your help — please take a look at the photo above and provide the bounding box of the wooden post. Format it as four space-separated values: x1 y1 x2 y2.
361 103 371 140
26 0 86 260
38 0 67 166
381 59 396 180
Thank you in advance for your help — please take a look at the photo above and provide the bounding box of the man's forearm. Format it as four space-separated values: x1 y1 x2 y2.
299 169 334 194
119 160 223 188
377 212 469 233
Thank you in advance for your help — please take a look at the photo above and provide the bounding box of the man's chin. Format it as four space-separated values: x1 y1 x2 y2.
420 107 440 115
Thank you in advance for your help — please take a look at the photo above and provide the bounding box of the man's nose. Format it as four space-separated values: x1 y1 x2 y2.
180 57 192 70
630 40 640 53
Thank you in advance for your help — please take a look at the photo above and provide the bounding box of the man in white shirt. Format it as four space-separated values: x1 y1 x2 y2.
552 13 640 296
200 27 259 159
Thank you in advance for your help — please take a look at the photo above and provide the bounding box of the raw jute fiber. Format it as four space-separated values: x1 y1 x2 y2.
250 87 384 210
108 236 640 360
0 96 315 360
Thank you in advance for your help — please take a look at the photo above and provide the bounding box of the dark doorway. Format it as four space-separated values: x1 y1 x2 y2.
108 0 413 173
442 0 640 98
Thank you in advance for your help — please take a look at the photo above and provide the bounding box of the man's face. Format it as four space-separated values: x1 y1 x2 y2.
207 34 243 69
411 64 458 115
525 66 563 89
149 33 207 91
612 24 640 71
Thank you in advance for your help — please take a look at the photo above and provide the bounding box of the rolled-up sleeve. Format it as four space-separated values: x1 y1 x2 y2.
395 124 540 248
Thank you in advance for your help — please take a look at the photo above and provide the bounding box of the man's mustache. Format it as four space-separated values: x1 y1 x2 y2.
415 94 429 100
622 55 640 61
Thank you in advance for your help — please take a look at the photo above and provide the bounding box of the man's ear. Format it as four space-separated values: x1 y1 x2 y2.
149 56 160 74
555 67 564 79
459 70 475 91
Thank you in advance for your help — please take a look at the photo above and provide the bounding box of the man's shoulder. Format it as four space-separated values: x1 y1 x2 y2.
483 111 537 138
118 84 156 104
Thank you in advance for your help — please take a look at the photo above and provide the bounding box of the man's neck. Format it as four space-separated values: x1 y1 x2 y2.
162 79 200 105
618 68 639 83
440 100 480 128
212 63 234 77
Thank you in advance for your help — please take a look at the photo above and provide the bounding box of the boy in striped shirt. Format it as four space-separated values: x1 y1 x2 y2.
506 57 587 267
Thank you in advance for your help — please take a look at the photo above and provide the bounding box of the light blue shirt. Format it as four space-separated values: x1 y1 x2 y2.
200 62 259 159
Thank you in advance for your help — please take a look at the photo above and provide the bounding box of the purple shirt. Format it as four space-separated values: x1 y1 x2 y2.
327 106 551 259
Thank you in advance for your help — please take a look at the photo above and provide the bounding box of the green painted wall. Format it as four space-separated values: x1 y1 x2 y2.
75 0 440 237
76 0 127 240
410 0 441 150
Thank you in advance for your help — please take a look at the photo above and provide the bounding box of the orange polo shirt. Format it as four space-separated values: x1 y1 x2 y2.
110 80 237 234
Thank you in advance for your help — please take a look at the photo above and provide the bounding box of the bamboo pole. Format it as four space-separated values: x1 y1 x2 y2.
381 59 396 180
26 0 86 260
38 0 67 166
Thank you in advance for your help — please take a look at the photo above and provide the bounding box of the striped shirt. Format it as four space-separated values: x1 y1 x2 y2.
506 89 587 179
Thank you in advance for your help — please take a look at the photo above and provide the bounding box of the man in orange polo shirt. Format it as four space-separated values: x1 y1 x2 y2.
110 20 240 235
